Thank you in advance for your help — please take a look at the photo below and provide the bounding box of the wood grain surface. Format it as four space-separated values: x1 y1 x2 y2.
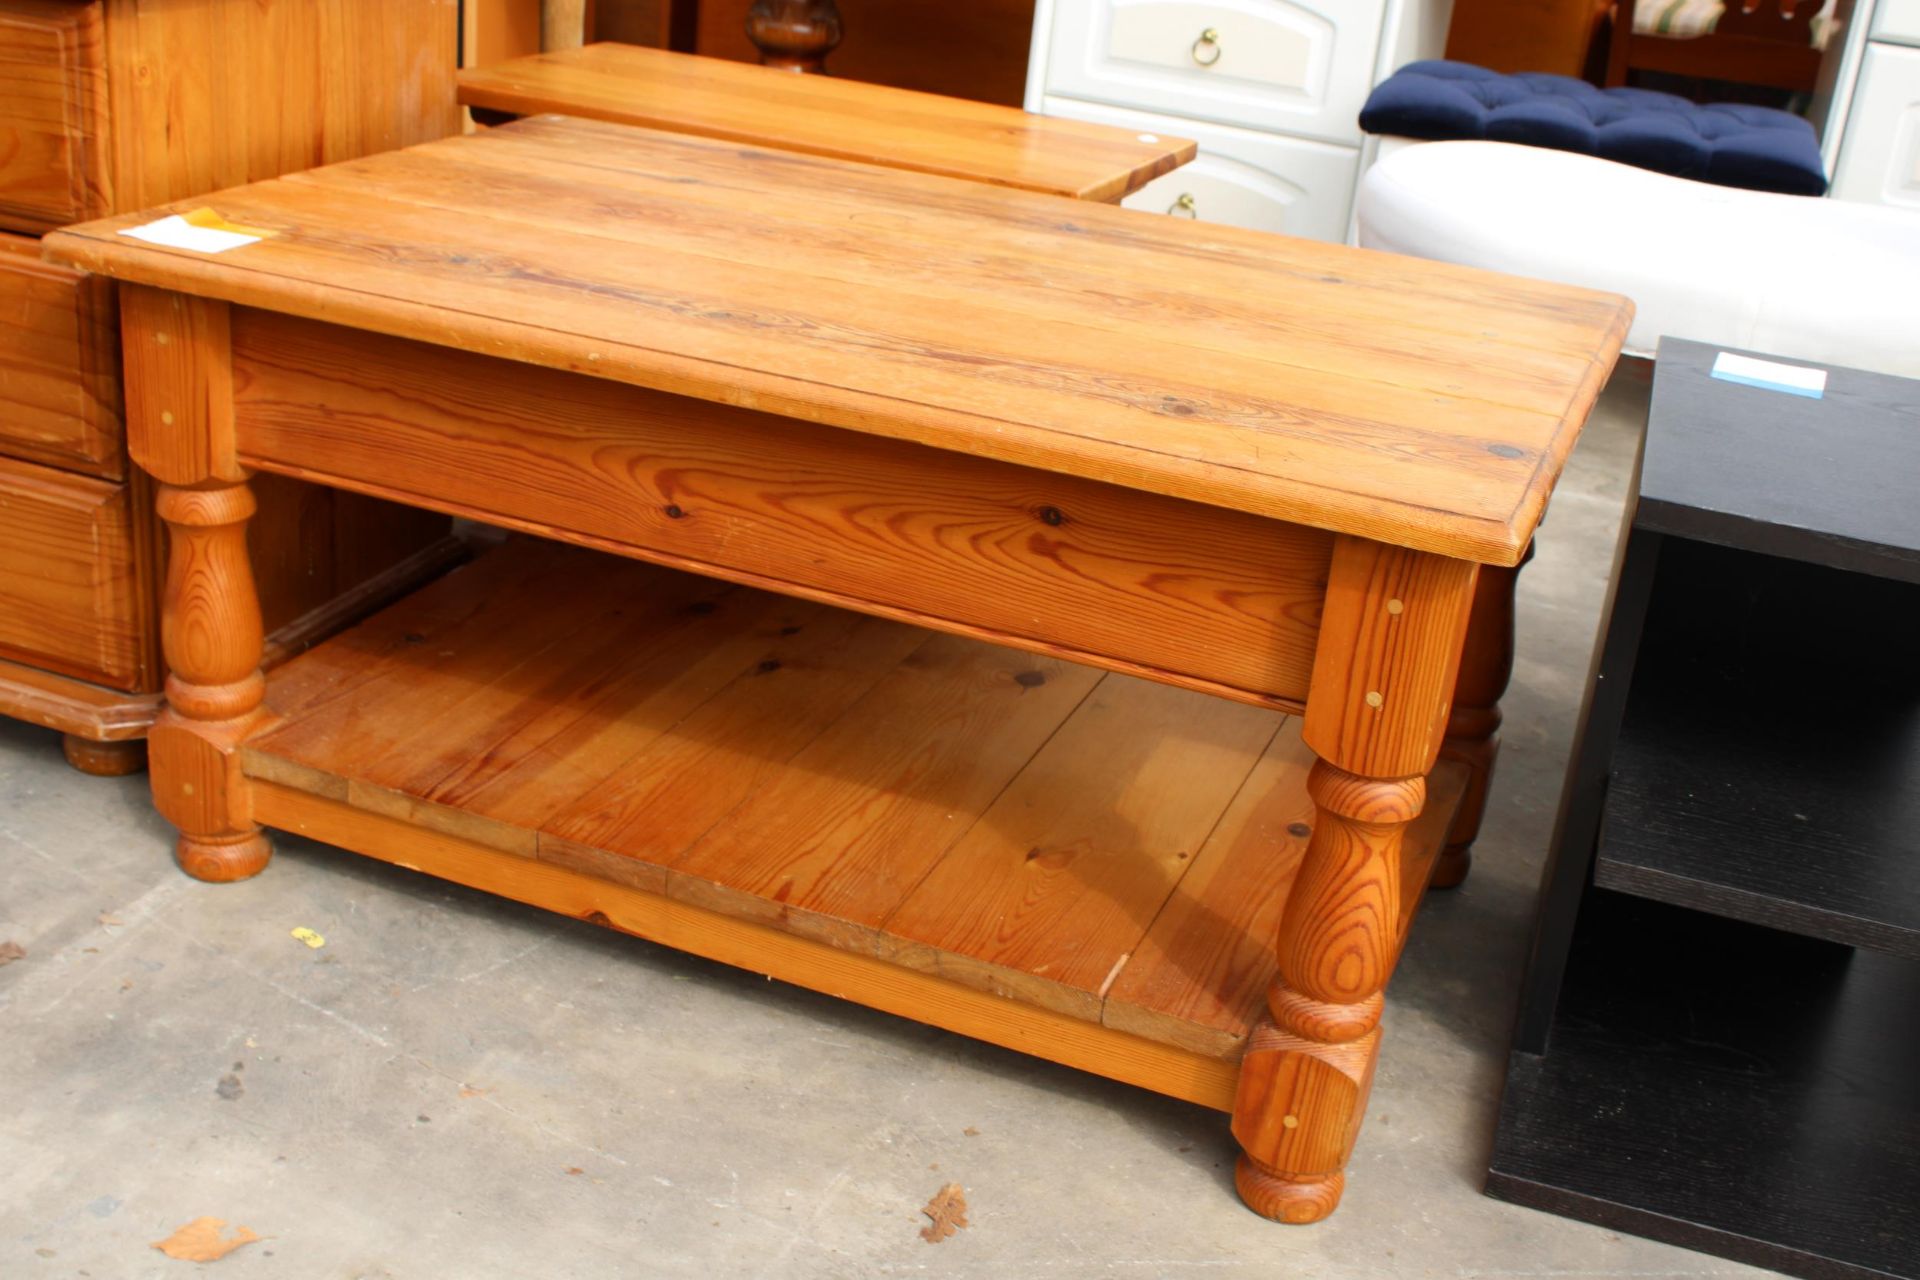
118 286 241 485
0 655 162 740
0 455 143 689
1303 537 1479 779
99 0 460 214
456 42 1192 201
0 231 122 476
238 539 1464 1062
250 778 1245 1111
1105 729 1461 1056
0 0 110 233
230 309 1332 706
45 116 1632 564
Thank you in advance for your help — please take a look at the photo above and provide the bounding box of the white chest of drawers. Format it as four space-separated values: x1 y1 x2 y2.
1820 0 1920 208
1026 0 1452 239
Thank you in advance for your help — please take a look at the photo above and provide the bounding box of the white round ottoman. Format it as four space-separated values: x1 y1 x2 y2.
1355 140 1920 377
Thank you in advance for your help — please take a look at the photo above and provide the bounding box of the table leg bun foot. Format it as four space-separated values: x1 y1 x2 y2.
177 830 272 883
1430 842 1471 889
62 734 148 777
1234 1157 1344 1223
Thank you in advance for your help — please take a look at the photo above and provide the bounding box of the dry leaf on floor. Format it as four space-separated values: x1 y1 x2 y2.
0 941 23 965
151 1217 260 1262
289 927 325 949
963 1127 980 1137
919 1183 969 1244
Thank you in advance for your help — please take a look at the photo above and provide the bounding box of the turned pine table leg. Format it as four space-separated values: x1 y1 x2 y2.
1233 537 1477 1222
745 0 843 71
1432 542 1530 888
120 285 271 882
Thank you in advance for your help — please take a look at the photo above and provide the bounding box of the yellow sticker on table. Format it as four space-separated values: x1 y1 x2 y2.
119 206 275 254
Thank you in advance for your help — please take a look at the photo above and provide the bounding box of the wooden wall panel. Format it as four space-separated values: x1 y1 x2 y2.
104 0 464 213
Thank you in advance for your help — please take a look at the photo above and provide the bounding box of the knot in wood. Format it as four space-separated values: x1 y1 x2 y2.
1267 987 1382 1044
1305 760 1424 825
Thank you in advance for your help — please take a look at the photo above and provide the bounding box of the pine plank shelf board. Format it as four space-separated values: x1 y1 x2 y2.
42 115 1633 567
1488 891 1920 1280
455 43 1195 203
1593 539 1920 959
237 539 1466 1091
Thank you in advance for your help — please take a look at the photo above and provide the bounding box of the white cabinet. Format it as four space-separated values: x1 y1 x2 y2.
1833 43 1920 207
1041 95 1360 237
1042 0 1388 144
1820 0 1920 208
1027 0 1451 242
1871 0 1920 46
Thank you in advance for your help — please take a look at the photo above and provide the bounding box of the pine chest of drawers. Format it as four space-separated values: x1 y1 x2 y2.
0 0 466 774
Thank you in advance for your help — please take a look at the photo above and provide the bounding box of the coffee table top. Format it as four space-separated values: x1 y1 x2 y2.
45 116 1631 565
457 43 1194 203
1641 338 1920 584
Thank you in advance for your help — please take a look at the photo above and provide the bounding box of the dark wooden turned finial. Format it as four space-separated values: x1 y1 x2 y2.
745 0 843 73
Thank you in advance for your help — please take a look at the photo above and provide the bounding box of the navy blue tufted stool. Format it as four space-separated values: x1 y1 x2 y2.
1359 60 1826 196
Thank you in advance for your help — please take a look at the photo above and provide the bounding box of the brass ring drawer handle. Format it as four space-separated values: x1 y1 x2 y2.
1169 192 1198 218
1192 27 1221 66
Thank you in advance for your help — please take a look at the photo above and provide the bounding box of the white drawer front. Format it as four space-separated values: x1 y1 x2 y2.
1044 97 1360 240
1872 0 1920 48
1043 0 1387 145
1833 43 1920 208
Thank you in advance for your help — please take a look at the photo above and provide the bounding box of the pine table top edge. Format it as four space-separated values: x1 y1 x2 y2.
455 43 1197 203
43 120 1632 566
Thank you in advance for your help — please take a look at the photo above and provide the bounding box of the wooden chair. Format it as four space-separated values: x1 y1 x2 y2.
1605 0 1823 93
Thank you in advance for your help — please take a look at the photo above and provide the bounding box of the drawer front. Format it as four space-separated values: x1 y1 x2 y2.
1833 44 1920 209
1873 0 1920 47
1044 97 1360 240
1043 0 1387 145
0 454 147 690
0 231 122 477
0 0 111 234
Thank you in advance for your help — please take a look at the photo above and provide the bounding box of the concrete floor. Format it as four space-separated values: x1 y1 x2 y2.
1 365 1779 1279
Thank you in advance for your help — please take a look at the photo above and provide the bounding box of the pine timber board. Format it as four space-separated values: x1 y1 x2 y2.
226 308 1335 709
455 43 1193 202
0 653 161 741
43 115 1633 566
239 539 1466 1077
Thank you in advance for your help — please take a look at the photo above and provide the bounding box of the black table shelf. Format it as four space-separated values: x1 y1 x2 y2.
1593 539 1920 958
1490 339 1920 1280
1490 892 1920 1280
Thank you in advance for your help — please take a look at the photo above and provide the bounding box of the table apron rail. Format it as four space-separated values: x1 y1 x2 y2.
226 309 1330 710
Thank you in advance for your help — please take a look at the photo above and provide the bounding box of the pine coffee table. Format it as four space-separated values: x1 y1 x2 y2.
44 117 1630 1223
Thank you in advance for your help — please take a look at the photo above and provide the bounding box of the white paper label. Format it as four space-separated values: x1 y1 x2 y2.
119 215 262 254
1710 351 1828 399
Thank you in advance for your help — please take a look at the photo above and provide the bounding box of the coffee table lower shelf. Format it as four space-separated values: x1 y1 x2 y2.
238 539 1464 1110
